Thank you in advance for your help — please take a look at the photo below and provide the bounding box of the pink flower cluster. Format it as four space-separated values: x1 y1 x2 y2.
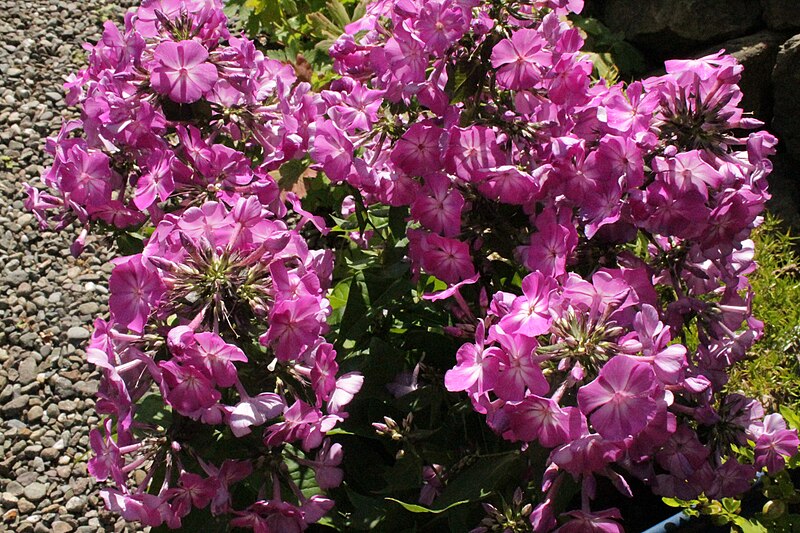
314 0 798 530
88 197 359 528
28 1 360 530
26 0 319 253
30 0 799 530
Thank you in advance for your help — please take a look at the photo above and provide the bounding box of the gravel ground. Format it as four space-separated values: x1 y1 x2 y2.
0 1 140 532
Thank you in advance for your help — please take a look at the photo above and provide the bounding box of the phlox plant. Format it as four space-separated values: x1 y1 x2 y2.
26 0 800 531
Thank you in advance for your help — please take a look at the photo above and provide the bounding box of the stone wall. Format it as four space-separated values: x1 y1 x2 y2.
587 0 800 230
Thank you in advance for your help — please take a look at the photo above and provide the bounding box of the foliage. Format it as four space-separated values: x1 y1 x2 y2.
223 0 366 88
730 215 800 411
570 14 647 83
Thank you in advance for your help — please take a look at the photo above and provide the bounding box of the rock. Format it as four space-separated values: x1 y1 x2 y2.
51 521 73 533
76 302 99 315
2 394 29 417
697 31 784 120
602 0 763 58
773 34 800 161
6 480 24 497
22 482 47 503
5 268 29 284
26 404 44 423
1 491 18 506
17 498 35 513
17 357 37 385
40 447 59 461
761 0 800 31
65 327 90 341
65 495 86 513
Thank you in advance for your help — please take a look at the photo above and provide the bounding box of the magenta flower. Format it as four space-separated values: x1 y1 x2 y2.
229 393 286 437
444 322 500 395
60 146 120 205
165 472 215 519
505 395 583 447
415 1 467 55
753 414 800 473
159 360 221 416
312 440 345 490
150 40 219 104
476 165 540 205
263 296 326 361
521 209 577 278
492 329 549 400
410 173 464 237
578 355 659 441
491 29 549 90
390 122 443 176
186 331 248 388
418 232 476 285
312 120 354 182
108 255 165 334
498 271 557 337
444 126 505 181
556 508 624 533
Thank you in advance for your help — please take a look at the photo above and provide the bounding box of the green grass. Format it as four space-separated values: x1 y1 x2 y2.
729 214 800 410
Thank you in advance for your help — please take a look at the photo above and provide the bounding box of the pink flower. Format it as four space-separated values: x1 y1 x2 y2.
418 232 476 285
520 209 577 278
491 29 549 90
556 508 624 533
159 360 221 416
445 321 499 394
327 372 364 414
108 255 164 334
410 173 464 236
577 355 659 441
186 332 248 388
415 1 467 55
491 329 549 400
475 165 540 205
165 472 215 519
444 126 505 181
60 146 120 205
263 296 327 361
753 414 800 473
313 440 345 490
150 40 219 103
312 120 354 182
505 395 583 447
228 393 286 437
498 271 557 337
390 122 443 176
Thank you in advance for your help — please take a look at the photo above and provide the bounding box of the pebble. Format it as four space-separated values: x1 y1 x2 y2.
65 327 90 341
65 495 85 513
26 404 44 422
22 482 47 503
52 521 74 533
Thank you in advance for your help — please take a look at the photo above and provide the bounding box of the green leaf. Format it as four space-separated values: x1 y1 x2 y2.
385 497 470 514
326 0 351 28
117 232 146 255
344 486 387 530
780 406 800 431
135 391 172 429
733 516 769 533
307 11 342 39
435 452 521 508
278 158 310 191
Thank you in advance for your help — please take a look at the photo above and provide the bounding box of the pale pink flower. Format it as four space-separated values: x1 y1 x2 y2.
150 40 218 103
